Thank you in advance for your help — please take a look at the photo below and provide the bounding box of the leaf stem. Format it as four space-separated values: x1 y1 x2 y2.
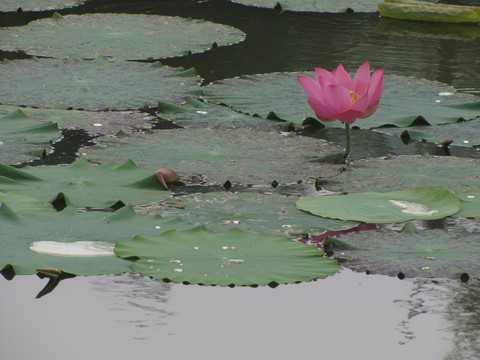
343 122 350 162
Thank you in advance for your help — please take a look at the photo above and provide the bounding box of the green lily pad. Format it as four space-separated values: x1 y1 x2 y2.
156 98 286 130
297 186 460 223
80 127 343 184
0 191 54 212
0 109 62 165
229 0 380 13
323 155 480 194
204 73 479 128
115 227 340 286
454 191 480 218
0 57 201 110
150 191 355 236
378 0 480 24
0 13 245 60
328 221 480 278
0 204 197 276
0 158 170 207
0 105 156 137
0 0 85 12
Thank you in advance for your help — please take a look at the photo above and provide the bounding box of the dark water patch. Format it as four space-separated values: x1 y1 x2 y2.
298 126 480 161
170 180 326 197
14 128 95 168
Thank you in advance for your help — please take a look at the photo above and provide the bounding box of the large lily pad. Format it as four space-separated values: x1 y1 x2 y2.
0 14 245 60
148 191 355 237
80 127 343 184
296 186 461 223
0 109 62 165
327 221 480 278
115 227 340 286
0 57 201 110
0 0 85 12
229 0 381 13
204 73 480 128
0 158 171 207
0 205 197 276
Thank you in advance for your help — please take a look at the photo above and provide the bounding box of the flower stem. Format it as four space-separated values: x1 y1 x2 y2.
343 122 350 161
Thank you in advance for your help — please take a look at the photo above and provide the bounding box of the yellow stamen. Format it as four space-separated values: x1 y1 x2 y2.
349 91 361 106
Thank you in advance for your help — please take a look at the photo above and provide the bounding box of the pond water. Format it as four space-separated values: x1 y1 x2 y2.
1 0 480 359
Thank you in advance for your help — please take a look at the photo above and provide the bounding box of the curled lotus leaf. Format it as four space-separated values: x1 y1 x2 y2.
0 158 171 208
0 109 62 165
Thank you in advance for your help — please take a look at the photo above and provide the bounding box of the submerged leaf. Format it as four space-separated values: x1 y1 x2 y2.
328 220 480 278
115 227 340 286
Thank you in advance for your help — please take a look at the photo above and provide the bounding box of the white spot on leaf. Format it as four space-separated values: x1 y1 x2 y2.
29 241 114 257
388 200 439 216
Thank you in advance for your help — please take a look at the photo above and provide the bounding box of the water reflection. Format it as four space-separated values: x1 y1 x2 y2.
397 277 480 359
90 273 175 336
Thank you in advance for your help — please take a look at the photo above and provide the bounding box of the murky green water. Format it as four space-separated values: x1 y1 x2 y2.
1 1 480 359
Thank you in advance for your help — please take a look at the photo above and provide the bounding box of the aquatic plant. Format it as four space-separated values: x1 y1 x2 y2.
297 61 384 160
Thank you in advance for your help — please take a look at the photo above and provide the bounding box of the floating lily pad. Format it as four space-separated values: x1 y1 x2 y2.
0 57 201 110
0 0 85 12
454 191 480 219
0 13 245 60
0 204 197 276
156 98 286 130
0 105 156 137
0 158 171 207
324 155 480 195
0 109 62 165
153 191 355 236
378 0 480 24
328 221 480 278
80 127 343 184
229 0 380 13
204 73 479 128
297 186 460 223
115 227 340 286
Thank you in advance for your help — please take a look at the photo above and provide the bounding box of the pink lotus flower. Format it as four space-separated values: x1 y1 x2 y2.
297 61 384 124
